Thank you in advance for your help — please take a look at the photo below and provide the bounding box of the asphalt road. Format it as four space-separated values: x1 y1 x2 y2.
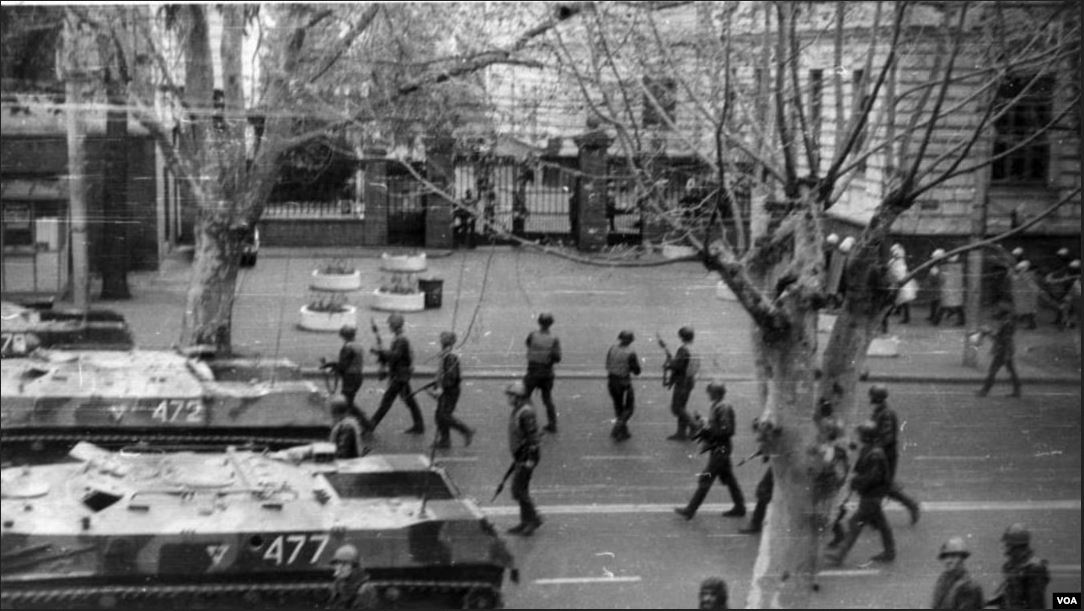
356 378 1082 609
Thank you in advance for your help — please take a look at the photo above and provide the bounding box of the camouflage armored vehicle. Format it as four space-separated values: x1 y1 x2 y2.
0 442 517 609
1 301 134 357
1 348 330 464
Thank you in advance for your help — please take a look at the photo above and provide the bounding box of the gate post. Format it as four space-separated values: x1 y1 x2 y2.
573 129 611 252
362 146 388 246
425 136 455 249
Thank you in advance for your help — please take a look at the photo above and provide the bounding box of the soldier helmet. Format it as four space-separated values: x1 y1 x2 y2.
678 326 695 342
330 398 351 416
617 330 635 344
440 331 457 347
948 254 960 263
387 313 405 330
1002 523 1031 547
890 243 905 257
1070 259 1081 270
505 380 528 397
706 380 727 397
339 324 357 340
538 312 555 327
839 236 856 254
938 536 971 559
868 384 889 403
855 420 878 442
932 248 946 259
1015 260 1030 272
826 233 840 246
331 544 360 565
1057 247 1070 258
1012 247 1024 258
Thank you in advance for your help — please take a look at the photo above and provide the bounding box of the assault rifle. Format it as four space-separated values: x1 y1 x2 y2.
655 331 674 388
407 380 439 399
736 449 765 467
369 317 388 380
491 461 517 502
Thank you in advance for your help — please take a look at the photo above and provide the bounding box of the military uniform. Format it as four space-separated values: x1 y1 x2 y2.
931 566 984 609
330 414 365 459
433 345 473 448
524 326 561 431
327 570 380 609
871 398 920 524
371 331 426 433
605 337 641 441
990 552 1050 609
675 395 745 518
977 309 1021 397
826 436 895 565
508 392 543 535
665 343 699 440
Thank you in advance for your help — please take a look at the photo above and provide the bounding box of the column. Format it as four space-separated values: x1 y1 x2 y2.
573 130 611 252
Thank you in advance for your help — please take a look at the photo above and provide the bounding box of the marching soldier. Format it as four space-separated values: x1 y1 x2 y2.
931 537 985 610
987 523 1050 609
329 399 366 460
739 464 772 535
868 384 921 525
322 325 373 431
370 313 426 434
524 313 562 433
327 544 379 609
605 330 641 441
505 381 543 536
665 326 700 441
824 421 895 566
674 381 746 520
975 301 1022 398
431 331 474 449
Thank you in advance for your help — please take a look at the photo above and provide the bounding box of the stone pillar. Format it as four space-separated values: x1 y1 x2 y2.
425 137 454 249
573 130 611 252
361 147 387 246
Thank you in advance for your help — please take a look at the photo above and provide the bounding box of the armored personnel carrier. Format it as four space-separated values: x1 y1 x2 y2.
0 442 517 609
1 301 134 357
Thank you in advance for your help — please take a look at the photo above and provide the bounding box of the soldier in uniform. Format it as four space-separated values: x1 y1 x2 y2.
931 537 985 610
927 249 947 325
698 577 729 610
940 254 966 326
370 313 426 434
329 399 366 459
674 381 746 519
431 331 474 449
975 301 1022 398
327 544 379 609
740 464 773 535
868 385 921 525
524 313 562 433
665 326 700 441
605 330 641 441
505 381 543 536
323 325 373 431
824 421 895 566
987 523 1050 610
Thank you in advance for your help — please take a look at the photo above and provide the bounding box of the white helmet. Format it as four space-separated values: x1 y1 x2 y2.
839 237 856 254
932 248 946 259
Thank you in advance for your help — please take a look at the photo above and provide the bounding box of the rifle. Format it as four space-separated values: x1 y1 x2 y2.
736 449 765 467
655 331 674 388
318 357 341 394
369 317 388 380
419 434 441 516
828 491 852 548
408 380 439 399
491 461 517 502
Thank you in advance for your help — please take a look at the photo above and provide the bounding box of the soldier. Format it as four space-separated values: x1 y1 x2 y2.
698 577 729 610
431 331 474 449
824 421 895 566
930 537 985 610
505 381 543 536
739 465 773 535
927 249 947 325
370 313 426 434
605 330 641 441
1010 261 1040 330
868 385 921 525
665 326 700 441
524 312 562 433
987 523 1050 610
674 381 746 519
975 301 1022 398
329 399 366 459
322 325 373 431
940 254 966 326
327 544 380 609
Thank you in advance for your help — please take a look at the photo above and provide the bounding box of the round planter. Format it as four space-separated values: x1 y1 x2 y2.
371 289 425 312
310 269 362 292
299 304 358 332
381 252 427 273
662 244 697 260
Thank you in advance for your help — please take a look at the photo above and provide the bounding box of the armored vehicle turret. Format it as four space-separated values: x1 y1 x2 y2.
1 442 517 608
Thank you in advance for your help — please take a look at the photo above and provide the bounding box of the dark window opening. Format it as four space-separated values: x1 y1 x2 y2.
325 471 454 500
82 490 123 512
991 76 1053 184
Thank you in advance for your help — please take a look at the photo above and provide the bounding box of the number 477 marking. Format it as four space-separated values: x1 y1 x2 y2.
262 533 330 566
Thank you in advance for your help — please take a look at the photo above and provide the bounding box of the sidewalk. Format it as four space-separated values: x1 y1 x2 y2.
73 246 1080 385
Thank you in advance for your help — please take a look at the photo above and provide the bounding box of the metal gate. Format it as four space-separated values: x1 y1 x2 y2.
386 164 427 246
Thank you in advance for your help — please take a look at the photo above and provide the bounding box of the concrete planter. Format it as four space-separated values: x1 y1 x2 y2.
299 304 358 332
310 269 362 292
371 289 425 312
662 244 696 260
381 252 427 273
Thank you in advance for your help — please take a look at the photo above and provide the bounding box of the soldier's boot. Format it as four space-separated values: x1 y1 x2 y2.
675 483 710 519
740 499 769 534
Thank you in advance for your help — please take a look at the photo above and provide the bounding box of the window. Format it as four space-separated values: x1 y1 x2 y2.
642 76 677 128
992 76 1053 183
324 471 454 500
809 69 824 147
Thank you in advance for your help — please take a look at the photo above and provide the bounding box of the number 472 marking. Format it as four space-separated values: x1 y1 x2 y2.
149 399 204 423
262 533 330 566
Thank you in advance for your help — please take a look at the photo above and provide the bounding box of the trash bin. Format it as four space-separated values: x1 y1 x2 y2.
418 278 444 309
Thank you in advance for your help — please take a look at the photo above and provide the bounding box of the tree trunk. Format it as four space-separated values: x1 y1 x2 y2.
99 94 131 299
181 207 241 352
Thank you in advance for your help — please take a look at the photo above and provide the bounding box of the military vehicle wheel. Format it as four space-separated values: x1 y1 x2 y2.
462 587 501 609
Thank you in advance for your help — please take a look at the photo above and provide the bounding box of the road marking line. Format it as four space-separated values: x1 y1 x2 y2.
1050 564 1081 574
480 499 1080 517
435 456 479 463
580 455 653 460
817 569 880 577
534 576 642 585
914 455 993 460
